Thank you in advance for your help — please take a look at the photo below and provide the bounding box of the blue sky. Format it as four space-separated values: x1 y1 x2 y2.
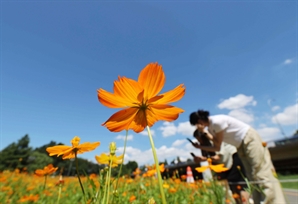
1 1 297 166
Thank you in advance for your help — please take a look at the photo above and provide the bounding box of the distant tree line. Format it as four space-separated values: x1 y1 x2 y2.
0 135 138 176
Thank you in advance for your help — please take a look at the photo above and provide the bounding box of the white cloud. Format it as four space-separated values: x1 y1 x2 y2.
159 121 196 137
116 144 199 166
228 109 254 124
271 105 280 112
139 130 155 136
272 103 297 125
283 59 293 65
115 134 133 141
258 123 267 128
159 122 177 137
256 126 281 142
177 122 196 136
218 94 257 110
172 139 186 147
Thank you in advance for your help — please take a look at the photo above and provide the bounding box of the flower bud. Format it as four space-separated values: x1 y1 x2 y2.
109 142 117 155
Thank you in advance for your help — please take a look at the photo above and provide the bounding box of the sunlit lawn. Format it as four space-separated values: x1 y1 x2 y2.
278 174 298 190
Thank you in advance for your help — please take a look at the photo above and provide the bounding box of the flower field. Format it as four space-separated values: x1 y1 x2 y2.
0 168 232 204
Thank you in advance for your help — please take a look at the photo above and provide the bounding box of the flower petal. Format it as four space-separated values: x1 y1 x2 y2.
211 164 229 173
138 63 165 100
46 145 72 157
147 104 184 126
95 153 109 165
102 108 139 132
77 142 100 154
195 166 209 173
98 76 143 108
35 169 45 176
150 84 185 104
113 76 143 103
62 152 76 160
97 88 131 108
128 109 149 133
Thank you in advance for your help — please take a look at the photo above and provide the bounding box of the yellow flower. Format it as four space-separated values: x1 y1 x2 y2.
163 184 169 188
95 153 123 167
148 197 156 204
35 164 58 177
195 158 228 173
46 136 100 159
97 62 185 133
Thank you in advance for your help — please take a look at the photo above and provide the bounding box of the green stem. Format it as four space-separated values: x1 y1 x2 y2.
106 158 113 204
43 175 47 190
146 126 167 204
75 153 86 203
111 131 128 204
57 183 62 204
101 169 109 204
115 130 128 188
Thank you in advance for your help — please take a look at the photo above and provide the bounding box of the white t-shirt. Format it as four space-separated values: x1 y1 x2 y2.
208 115 250 148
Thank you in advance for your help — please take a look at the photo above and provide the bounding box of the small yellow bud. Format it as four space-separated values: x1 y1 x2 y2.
71 136 80 147
148 197 156 204
109 142 117 155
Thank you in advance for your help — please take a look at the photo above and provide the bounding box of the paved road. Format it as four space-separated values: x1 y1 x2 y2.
284 189 298 204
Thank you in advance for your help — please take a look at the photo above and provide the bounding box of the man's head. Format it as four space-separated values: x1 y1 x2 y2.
189 110 210 129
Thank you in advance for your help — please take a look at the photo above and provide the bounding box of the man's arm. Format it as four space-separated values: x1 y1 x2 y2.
194 130 224 152
203 130 214 140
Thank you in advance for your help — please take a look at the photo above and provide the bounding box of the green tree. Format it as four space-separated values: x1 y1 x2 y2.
126 161 138 173
164 159 168 166
27 151 54 173
0 135 32 171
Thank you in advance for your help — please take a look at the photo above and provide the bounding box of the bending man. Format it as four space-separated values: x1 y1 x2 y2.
189 110 285 204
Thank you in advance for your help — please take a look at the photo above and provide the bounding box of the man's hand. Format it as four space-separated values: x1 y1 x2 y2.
194 156 207 163
210 155 221 161
193 142 201 149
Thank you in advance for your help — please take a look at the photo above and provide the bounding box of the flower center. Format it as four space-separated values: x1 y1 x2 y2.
138 100 149 111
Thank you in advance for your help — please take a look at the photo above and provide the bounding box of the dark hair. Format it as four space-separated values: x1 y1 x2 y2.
189 110 210 125
193 129 199 137
193 128 216 157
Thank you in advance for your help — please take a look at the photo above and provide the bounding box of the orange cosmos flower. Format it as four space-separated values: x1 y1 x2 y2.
129 195 136 202
132 168 142 176
35 164 58 177
168 187 177 193
97 62 185 133
95 153 123 167
195 158 229 173
18 194 39 202
46 136 100 159
232 193 240 199
159 163 165 173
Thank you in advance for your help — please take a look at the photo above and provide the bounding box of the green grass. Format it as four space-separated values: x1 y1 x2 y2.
277 174 298 190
